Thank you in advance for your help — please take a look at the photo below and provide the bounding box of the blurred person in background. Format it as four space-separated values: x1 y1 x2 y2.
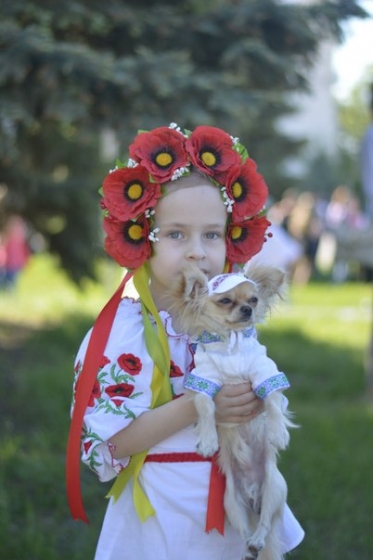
0 215 30 290
285 191 323 283
322 185 368 282
249 200 303 280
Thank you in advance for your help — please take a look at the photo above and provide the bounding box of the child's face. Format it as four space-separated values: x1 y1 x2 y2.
149 181 227 309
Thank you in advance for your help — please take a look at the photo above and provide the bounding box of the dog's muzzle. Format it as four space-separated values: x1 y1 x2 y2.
240 305 253 319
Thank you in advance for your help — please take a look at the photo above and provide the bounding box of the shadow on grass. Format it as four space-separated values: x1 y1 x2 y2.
0 316 372 559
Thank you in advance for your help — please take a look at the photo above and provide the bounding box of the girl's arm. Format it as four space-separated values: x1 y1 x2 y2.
109 383 262 459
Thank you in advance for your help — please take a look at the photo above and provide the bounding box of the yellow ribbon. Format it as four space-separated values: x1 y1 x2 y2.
106 263 172 521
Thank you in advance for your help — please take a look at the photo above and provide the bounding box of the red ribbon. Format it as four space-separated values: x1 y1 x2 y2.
206 454 226 535
66 272 131 523
66 273 226 533
145 451 226 535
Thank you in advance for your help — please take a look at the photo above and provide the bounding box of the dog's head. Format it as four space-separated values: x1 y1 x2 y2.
168 263 285 336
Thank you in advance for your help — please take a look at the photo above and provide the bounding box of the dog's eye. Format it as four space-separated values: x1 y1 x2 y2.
219 298 232 304
248 297 258 305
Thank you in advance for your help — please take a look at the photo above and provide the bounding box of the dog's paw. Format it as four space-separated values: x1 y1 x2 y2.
196 441 219 457
196 436 219 457
242 542 263 560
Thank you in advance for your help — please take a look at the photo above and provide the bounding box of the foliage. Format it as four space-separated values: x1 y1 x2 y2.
339 78 373 143
334 70 373 195
0 0 368 280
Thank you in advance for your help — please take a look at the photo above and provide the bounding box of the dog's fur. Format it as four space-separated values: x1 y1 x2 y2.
169 264 295 560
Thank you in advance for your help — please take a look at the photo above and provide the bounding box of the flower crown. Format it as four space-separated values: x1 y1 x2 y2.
101 123 271 270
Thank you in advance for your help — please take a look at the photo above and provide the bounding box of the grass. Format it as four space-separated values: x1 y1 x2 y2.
259 283 373 559
0 254 372 559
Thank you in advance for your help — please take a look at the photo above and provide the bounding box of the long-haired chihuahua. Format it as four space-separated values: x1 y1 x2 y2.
169 263 296 560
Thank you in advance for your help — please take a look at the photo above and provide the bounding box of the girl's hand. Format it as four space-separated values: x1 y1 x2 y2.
214 382 264 424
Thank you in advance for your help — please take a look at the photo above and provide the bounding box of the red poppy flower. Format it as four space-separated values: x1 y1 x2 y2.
103 215 151 269
129 127 188 182
118 353 142 375
89 380 102 406
83 441 93 454
225 160 268 221
102 166 162 221
99 355 111 369
169 360 183 378
75 377 102 407
226 216 271 264
105 383 135 400
185 126 241 181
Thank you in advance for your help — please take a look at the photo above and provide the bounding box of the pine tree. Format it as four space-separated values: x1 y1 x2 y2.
0 0 368 280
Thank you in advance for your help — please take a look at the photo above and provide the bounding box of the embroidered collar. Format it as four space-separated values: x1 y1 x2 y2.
190 326 255 353
195 326 255 344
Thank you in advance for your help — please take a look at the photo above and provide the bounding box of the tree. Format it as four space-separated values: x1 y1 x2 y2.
0 0 368 281
335 66 373 196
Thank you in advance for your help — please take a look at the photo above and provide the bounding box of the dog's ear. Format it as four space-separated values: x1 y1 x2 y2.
169 264 208 301
245 265 286 299
181 265 209 300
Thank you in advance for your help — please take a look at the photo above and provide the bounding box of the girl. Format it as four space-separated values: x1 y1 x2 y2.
66 124 304 559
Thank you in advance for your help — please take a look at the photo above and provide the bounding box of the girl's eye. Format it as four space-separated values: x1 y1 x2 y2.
219 298 231 304
205 232 221 239
168 231 183 239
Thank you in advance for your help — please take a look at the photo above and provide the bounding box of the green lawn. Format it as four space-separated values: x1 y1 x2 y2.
0 254 372 559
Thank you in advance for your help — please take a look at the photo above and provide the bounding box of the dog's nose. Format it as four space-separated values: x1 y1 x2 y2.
240 305 252 318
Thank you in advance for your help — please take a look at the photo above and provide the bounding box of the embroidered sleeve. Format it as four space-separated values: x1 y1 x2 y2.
184 370 221 398
254 372 290 399
72 300 193 482
183 345 223 397
248 339 291 399
72 299 153 482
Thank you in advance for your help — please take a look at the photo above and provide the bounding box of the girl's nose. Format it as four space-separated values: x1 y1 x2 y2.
186 238 206 260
